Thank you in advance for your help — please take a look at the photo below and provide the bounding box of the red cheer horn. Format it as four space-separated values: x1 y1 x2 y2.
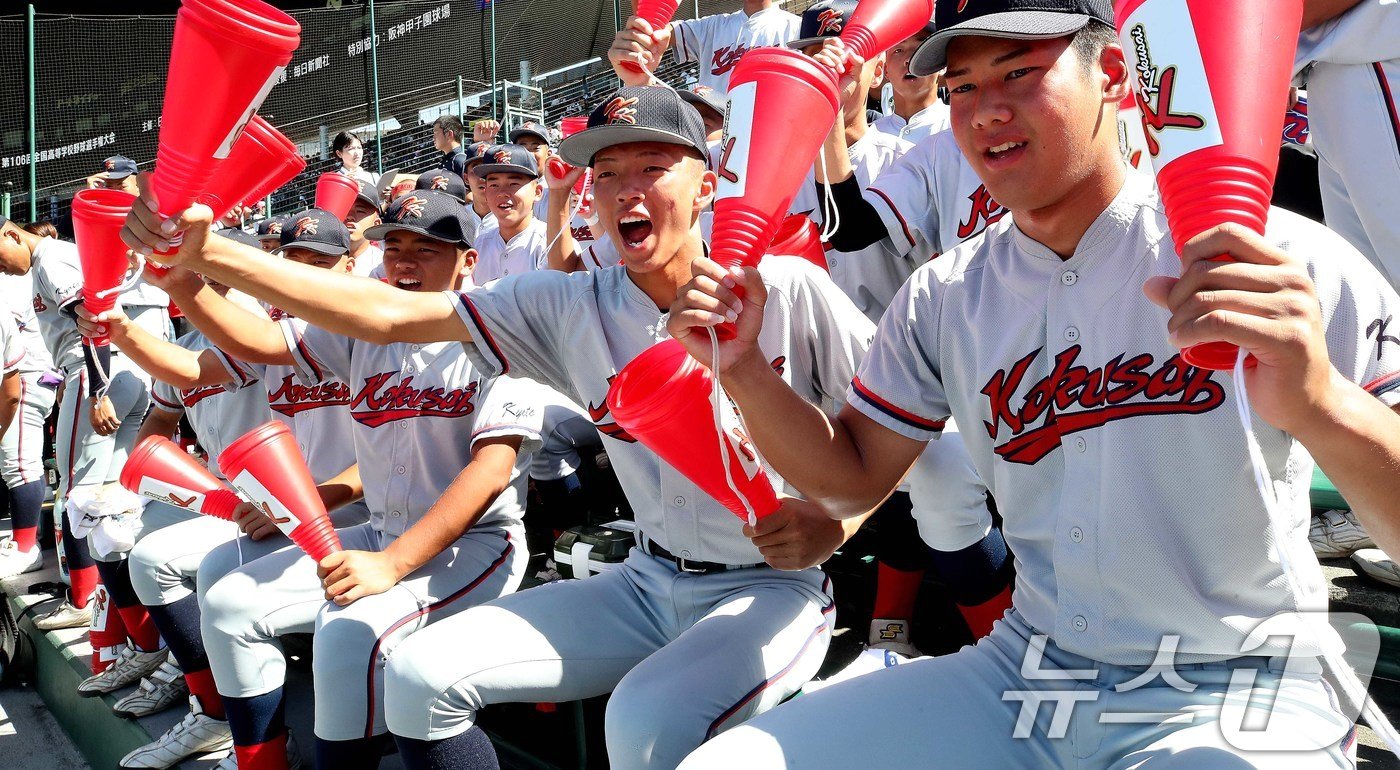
839 0 934 62
120 435 242 520
72 189 145 345
315 172 361 221
149 0 299 232
219 421 341 561
1116 0 1302 370
621 0 682 75
552 116 594 198
609 339 779 522
769 213 828 272
202 115 302 222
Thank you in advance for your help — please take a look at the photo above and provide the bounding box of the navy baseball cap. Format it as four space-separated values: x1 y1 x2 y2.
101 155 139 179
354 179 380 210
255 217 284 241
912 0 1113 75
463 142 492 167
475 144 540 179
364 189 474 247
787 0 859 50
558 86 709 167
415 169 468 203
277 209 352 257
678 85 726 120
508 121 550 145
224 228 264 251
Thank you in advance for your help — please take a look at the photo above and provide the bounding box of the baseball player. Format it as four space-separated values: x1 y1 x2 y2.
124 189 543 770
460 142 495 248
344 179 385 278
254 218 284 253
508 121 555 221
609 1 800 96
122 85 874 770
470 144 549 284
872 24 952 145
673 2 1400 765
0 270 58 579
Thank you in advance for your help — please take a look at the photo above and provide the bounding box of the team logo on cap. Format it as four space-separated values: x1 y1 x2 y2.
816 8 844 36
429 175 450 191
103 159 116 171
267 222 283 235
291 216 319 238
396 196 428 220
493 149 513 164
603 96 640 126
522 121 537 130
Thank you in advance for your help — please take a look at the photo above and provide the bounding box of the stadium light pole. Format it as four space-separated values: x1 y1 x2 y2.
368 0 384 172
27 4 36 221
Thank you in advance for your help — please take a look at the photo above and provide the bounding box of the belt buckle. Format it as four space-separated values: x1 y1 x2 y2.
675 557 708 574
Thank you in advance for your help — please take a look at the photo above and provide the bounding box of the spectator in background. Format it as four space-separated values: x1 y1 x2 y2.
85 155 141 195
332 131 376 185
433 114 467 170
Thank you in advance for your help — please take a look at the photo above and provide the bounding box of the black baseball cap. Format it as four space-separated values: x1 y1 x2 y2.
912 0 1114 75
224 228 264 251
678 85 726 121
255 217 284 241
354 179 380 210
415 169 468 203
508 121 550 145
475 144 540 179
787 0 859 50
276 208 352 257
558 86 709 167
462 141 492 168
364 189 474 248
101 155 139 179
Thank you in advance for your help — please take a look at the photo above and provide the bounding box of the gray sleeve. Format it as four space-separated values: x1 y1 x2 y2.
446 272 580 394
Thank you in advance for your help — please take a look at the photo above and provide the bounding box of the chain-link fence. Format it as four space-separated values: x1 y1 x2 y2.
0 0 819 226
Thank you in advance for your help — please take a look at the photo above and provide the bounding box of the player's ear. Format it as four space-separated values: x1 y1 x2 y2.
342 254 356 274
696 166 717 214
459 247 478 275
869 53 887 90
1100 42 1130 104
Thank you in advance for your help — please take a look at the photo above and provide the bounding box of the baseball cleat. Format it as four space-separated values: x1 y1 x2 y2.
78 645 168 696
33 598 93 631
867 618 919 658
113 655 188 718
211 730 303 770
119 696 233 769
1352 549 1400 589
1310 510 1376 558
0 538 42 579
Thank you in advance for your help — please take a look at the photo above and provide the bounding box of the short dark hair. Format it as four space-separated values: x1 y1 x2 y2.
433 115 464 142
1071 20 1118 69
22 220 57 239
332 131 363 155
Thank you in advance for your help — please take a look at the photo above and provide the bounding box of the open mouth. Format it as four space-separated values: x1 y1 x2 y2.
986 140 1027 159
617 214 654 248
393 276 423 290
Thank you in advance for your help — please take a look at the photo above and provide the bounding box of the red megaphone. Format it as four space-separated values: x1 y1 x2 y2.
315 173 361 221
120 435 243 520
71 189 144 345
202 115 303 222
1116 0 1302 370
609 339 779 522
550 116 594 199
620 0 681 75
219 421 341 561
769 214 828 272
839 0 934 61
149 0 300 229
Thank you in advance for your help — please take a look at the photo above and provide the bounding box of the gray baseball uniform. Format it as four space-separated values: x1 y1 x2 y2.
871 102 952 145
382 256 869 769
670 7 802 96
680 172 1400 767
199 327 541 741
0 273 55 490
472 218 549 284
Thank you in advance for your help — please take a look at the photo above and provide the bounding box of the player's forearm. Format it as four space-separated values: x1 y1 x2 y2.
186 233 465 346
316 463 364 511
1293 376 1400 555
170 283 291 365
814 112 856 186
545 193 584 273
381 444 516 579
136 408 183 445
107 320 207 389
0 372 20 436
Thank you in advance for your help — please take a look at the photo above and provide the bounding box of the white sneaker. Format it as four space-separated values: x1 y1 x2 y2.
802 647 909 695
1310 510 1376 558
114 655 188 718
78 645 168 696
33 598 93 631
533 558 564 584
119 696 233 769
868 618 919 658
211 730 303 770
1352 549 1400 589
0 538 42 579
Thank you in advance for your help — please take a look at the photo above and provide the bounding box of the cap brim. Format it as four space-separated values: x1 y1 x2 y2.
785 36 831 51
910 11 1093 75
274 240 349 257
105 171 135 180
509 130 550 144
558 125 707 167
474 163 539 179
678 93 726 117
362 222 465 246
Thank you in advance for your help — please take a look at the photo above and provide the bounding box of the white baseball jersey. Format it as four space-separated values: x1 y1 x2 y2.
572 211 715 273
472 218 549 284
849 171 1400 665
150 329 275 478
671 7 802 95
29 237 87 374
872 103 952 146
465 207 495 250
790 128 913 322
0 273 53 374
281 321 543 535
0 309 24 379
353 243 385 278
451 255 873 565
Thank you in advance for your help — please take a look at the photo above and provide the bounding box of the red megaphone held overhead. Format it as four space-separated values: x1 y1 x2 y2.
1116 0 1302 370
839 0 934 61
71 189 144 345
150 0 300 228
121 435 243 520
620 0 682 75
202 115 303 222
219 421 341 561
315 173 361 221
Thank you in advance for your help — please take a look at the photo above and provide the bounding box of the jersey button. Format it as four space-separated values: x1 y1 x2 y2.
392 510 402 518
1070 526 1084 543
1072 615 1088 632
1074 436 1087 453
1061 271 1079 286
673 496 686 507
396 465 406 474
1064 326 1080 342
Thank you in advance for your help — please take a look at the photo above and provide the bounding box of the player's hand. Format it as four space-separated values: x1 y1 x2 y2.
318 550 403 606
1143 223 1340 436
74 304 129 342
231 501 282 541
667 256 767 374
543 159 585 193
120 172 215 268
743 496 847 571
86 173 105 190
609 17 671 84
473 119 501 144
812 38 863 90
89 396 120 436
140 262 205 300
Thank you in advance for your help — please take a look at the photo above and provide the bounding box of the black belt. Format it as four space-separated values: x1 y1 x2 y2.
641 537 762 575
